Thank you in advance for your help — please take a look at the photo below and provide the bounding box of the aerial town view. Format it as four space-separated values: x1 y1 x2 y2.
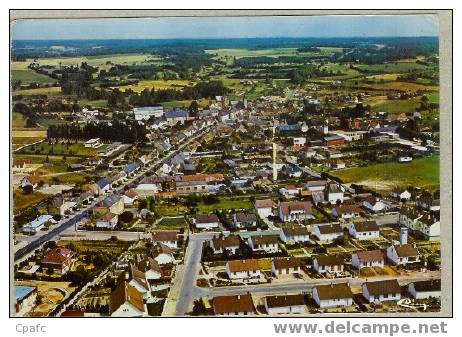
11 14 443 317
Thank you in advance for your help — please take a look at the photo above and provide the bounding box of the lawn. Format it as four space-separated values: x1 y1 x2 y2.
330 156 440 191
160 98 209 109
12 112 27 128
156 217 188 229
197 196 253 213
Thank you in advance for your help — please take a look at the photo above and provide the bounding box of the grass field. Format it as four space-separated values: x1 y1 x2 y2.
156 217 188 229
367 97 423 114
361 81 438 92
11 69 56 85
161 98 209 109
12 129 48 138
331 156 439 191
12 112 27 128
19 142 99 157
115 79 194 92
205 47 341 59
12 86 62 96
13 189 50 213
355 61 429 73
197 195 253 213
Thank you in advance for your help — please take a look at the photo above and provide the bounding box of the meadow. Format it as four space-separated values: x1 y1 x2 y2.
331 156 440 191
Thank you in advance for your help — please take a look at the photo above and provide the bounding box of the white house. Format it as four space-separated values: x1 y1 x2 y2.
312 283 353 309
387 244 420 266
151 243 175 265
226 259 261 279
109 282 146 317
314 224 343 242
279 226 309 243
351 250 384 269
193 214 221 229
272 257 301 276
408 279 441 299
248 235 280 253
152 230 178 249
278 201 314 222
348 221 380 240
313 255 344 273
326 183 344 203
211 235 240 255
305 180 328 192
293 137 307 147
390 188 412 201
22 215 54 235
264 295 305 315
362 279 401 303
232 212 258 229
332 204 361 219
96 212 118 229
399 208 440 241
254 199 274 218
84 138 101 148
363 197 389 213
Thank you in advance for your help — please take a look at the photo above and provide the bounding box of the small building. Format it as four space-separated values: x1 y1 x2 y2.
22 215 54 235
84 138 101 148
278 201 314 222
293 137 307 147
363 197 389 213
348 221 380 240
40 248 76 275
323 135 345 147
390 188 412 201
387 244 420 266
254 199 274 218
213 294 254 316
313 255 345 274
232 212 258 229
313 224 343 242
152 230 178 249
211 235 240 255
109 282 146 317
312 283 353 308
193 214 221 229
226 259 261 279
408 279 441 299
362 279 401 303
326 183 344 203
279 226 309 243
96 212 118 229
94 194 124 217
151 243 175 265
351 250 384 269
332 204 361 219
247 235 280 253
264 294 305 315
272 257 301 276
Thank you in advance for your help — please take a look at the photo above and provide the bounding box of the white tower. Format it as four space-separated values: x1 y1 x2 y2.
400 227 408 245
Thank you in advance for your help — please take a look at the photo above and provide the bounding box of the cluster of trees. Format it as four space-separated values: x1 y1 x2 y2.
47 119 148 143
289 63 336 84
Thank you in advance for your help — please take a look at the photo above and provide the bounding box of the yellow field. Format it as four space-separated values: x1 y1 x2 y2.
12 129 47 138
362 81 438 91
365 73 400 81
12 53 159 72
115 79 195 92
13 86 61 96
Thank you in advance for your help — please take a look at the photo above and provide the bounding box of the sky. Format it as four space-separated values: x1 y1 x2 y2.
11 15 438 40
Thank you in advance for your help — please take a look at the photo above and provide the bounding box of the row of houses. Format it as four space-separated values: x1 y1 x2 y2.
211 278 441 315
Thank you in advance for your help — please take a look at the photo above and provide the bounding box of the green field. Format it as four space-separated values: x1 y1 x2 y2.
355 61 429 73
156 217 188 229
197 196 253 213
11 69 57 85
368 97 422 114
19 142 99 157
12 112 27 128
13 86 62 96
205 47 342 59
331 156 440 191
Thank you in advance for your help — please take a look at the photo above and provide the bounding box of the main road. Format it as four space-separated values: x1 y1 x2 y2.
13 122 217 263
